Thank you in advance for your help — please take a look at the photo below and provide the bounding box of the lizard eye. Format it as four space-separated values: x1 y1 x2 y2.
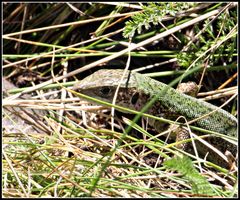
99 86 112 97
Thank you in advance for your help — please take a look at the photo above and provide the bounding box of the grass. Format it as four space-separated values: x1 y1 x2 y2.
3 2 237 197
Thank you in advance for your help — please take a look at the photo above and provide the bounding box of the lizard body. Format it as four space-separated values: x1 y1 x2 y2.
73 69 237 167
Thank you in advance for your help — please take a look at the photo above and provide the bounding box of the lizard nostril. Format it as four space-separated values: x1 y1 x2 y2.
99 86 111 97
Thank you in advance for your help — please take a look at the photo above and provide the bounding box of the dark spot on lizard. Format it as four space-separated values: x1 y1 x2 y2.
131 92 139 105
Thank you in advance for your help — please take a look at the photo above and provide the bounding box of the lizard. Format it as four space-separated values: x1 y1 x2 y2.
73 69 237 168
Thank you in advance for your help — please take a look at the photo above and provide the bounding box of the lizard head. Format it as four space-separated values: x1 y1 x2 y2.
73 69 139 107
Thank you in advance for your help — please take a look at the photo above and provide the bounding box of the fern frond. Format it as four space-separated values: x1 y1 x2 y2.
123 2 197 38
163 156 216 196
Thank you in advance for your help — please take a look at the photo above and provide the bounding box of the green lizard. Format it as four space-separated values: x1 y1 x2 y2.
73 69 237 167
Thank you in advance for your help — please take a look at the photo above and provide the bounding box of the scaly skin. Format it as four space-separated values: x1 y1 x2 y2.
73 69 237 167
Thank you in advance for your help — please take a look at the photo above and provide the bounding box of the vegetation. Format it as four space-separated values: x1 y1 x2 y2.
3 2 237 197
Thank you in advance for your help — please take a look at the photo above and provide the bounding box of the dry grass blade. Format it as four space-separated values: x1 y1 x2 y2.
3 2 237 198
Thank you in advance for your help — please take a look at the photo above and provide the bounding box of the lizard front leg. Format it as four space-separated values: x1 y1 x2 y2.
170 82 199 150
